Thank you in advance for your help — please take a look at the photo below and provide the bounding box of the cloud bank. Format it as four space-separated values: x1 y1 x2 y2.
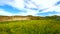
0 0 60 16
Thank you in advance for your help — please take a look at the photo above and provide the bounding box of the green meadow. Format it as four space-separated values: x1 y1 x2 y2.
0 20 60 34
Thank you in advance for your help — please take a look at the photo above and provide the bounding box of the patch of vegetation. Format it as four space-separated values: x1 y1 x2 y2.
0 20 60 34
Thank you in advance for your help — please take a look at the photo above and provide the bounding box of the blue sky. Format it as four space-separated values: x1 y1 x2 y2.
0 0 60 16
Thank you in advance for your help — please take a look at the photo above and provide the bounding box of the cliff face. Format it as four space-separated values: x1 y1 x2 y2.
0 15 60 22
0 16 30 22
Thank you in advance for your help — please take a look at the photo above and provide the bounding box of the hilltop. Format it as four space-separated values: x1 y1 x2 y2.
0 15 60 22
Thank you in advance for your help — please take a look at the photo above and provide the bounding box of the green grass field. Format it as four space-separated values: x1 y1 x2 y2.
0 20 60 34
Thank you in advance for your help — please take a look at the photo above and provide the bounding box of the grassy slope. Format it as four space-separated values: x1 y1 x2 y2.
0 20 60 34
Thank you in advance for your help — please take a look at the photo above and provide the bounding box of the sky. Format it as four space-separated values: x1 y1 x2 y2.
0 0 60 16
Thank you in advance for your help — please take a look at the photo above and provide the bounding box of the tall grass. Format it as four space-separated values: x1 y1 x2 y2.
0 20 60 34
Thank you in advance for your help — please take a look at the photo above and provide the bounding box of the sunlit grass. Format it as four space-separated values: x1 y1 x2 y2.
0 20 60 34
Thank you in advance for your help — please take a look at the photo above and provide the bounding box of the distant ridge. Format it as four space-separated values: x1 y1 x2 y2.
0 15 60 22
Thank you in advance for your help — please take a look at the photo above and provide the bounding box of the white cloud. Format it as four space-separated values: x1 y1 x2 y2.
0 0 60 16
30 0 60 9
13 8 39 16
39 5 60 13
55 6 60 12
1 0 59 10
0 0 24 10
0 0 13 6
0 9 13 16
8 0 24 10
25 9 38 15
23 0 60 16
56 13 60 16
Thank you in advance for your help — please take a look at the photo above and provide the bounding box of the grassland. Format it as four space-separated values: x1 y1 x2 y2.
0 20 60 34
